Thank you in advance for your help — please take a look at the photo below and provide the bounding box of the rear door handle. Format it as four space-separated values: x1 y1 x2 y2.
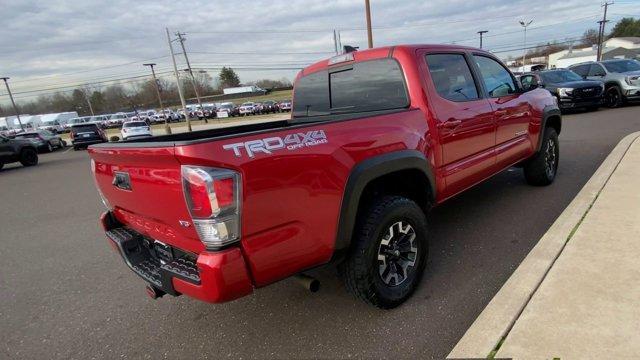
440 119 462 128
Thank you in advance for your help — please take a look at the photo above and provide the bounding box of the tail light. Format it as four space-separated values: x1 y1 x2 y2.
70 131 75 139
181 166 241 249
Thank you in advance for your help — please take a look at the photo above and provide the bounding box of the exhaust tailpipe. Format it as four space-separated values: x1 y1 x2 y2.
145 285 165 299
294 274 320 293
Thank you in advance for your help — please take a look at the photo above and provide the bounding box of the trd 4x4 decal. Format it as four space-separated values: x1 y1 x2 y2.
223 130 328 158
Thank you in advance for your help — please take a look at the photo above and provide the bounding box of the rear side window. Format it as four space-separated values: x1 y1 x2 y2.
570 64 589 77
588 64 606 76
123 121 147 128
425 54 479 101
293 58 408 118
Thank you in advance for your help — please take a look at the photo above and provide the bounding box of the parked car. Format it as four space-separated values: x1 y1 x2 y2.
520 69 604 111
0 135 39 170
158 109 181 122
89 44 561 309
38 120 65 134
70 123 107 150
216 102 239 117
14 130 65 152
568 59 640 108
261 100 278 113
89 115 111 128
121 121 153 140
64 116 92 131
278 100 292 112
106 113 128 128
239 102 257 115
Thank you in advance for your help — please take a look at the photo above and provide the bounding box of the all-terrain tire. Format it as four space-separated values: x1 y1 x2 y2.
523 127 559 186
338 196 428 309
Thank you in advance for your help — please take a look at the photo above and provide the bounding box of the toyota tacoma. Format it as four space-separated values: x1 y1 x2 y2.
89 45 561 309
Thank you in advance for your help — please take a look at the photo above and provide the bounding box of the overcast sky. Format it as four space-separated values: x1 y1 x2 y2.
1 0 638 105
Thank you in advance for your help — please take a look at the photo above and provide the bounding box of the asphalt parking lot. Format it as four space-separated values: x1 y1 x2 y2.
2 106 639 360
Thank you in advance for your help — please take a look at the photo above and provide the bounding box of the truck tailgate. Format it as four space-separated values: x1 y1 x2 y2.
90 146 204 253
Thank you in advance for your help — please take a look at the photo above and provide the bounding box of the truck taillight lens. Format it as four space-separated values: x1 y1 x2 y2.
181 166 241 249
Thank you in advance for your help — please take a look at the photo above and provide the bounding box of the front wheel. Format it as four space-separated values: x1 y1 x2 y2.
19 148 39 167
339 196 428 309
523 127 559 186
604 86 623 108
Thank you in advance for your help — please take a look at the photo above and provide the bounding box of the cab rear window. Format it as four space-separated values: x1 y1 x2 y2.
292 58 409 119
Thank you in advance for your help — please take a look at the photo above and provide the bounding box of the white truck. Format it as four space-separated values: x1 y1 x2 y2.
222 86 265 95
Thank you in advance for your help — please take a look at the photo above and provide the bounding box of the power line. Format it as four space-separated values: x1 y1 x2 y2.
1 72 174 97
8 55 172 84
187 51 334 55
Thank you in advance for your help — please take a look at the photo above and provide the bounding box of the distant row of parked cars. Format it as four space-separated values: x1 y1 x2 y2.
24 99 294 135
518 59 640 112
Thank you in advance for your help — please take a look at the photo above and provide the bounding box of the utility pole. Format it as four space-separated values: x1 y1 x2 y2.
176 32 207 124
519 19 533 71
597 1 613 61
333 29 339 54
477 30 488 49
1 77 24 131
83 90 95 116
365 0 373 48
166 27 191 132
144 63 171 134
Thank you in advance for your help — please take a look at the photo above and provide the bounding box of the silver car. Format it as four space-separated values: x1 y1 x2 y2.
569 59 640 108
120 121 152 140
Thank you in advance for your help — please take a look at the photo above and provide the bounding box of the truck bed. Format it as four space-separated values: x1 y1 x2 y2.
93 120 291 147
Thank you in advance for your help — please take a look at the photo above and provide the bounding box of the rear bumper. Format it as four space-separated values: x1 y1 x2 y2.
73 139 106 146
100 211 253 303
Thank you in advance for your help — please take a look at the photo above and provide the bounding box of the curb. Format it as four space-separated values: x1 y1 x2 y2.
448 131 640 359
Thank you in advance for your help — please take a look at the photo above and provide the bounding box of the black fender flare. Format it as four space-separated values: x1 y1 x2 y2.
333 150 436 255
536 105 562 152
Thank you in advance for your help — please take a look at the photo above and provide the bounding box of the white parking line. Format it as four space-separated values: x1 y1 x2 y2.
63 147 73 154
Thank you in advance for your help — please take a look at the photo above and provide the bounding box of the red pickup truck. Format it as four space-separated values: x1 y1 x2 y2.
89 45 561 309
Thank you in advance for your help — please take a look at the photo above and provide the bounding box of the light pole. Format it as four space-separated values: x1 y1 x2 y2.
1 77 24 131
144 63 171 134
477 30 488 49
519 20 533 71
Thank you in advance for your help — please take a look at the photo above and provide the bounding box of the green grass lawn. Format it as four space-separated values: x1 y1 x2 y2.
199 89 293 105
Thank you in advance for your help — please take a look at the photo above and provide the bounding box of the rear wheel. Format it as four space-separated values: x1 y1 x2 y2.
339 196 428 309
19 148 38 167
523 127 559 186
